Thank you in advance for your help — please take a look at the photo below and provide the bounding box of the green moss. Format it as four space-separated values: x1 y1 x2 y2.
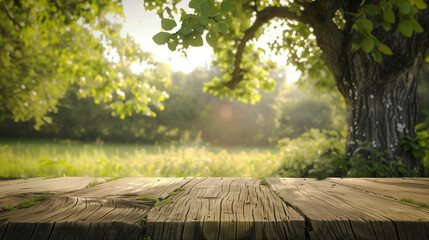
168 188 185 196
105 177 121 182
138 196 158 202
382 194 397 200
259 177 268 186
86 179 102 187
2 195 51 212
154 199 171 207
399 198 429 208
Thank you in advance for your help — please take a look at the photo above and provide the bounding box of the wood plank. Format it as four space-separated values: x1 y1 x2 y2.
0 177 190 240
145 177 305 240
328 178 429 205
0 177 105 208
70 177 190 199
266 178 429 240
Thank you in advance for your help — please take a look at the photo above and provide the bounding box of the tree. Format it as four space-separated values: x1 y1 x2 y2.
0 0 169 128
146 0 429 175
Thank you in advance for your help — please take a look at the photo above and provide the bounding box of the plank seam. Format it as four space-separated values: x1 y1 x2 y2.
0 221 9 240
141 180 191 240
390 220 402 240
47 222 56 239
262 179 313 240
347 218 358 240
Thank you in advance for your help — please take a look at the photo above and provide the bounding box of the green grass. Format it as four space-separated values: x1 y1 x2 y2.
0 140 279 178
2 195 51 211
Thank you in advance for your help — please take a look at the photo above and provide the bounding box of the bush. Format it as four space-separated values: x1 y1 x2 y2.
276 129 347 179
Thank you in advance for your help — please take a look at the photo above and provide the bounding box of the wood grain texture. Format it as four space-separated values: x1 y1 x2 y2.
0 177 190 240
327 178 429 204
145 177 305 240
0 177 105 208
266 178 429 240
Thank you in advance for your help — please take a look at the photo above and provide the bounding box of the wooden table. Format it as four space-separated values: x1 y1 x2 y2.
0 177 428 239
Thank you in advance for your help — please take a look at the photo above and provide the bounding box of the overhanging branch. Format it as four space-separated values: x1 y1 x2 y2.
227 6 310 89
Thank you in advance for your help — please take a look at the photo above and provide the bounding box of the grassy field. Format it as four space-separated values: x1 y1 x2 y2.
0 140 281 178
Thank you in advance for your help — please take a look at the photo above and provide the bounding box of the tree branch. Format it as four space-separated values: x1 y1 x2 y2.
227 6 311 89
2 1 20 31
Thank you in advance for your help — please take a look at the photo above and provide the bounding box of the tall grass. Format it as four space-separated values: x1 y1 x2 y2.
0 140 280 178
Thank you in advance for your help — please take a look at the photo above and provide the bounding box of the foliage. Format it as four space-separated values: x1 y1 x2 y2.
0 67 348 146
348 143 416 177
276 129 427 178
273 84 346 140
350 0 427 62
415 109 429 175
0 0 169 128
276 129 348 179
146 0 428 100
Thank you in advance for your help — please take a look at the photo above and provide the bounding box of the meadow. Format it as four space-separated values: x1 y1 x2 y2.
0 140 281 178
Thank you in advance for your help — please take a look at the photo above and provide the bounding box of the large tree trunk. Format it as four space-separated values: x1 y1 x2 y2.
300 1 429 177
334 35 427 176
342 58 422 176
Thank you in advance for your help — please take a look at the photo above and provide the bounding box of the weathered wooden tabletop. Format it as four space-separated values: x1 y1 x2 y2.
0 177 428 240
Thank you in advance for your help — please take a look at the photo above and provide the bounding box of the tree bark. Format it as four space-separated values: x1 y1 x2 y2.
341 55 423 175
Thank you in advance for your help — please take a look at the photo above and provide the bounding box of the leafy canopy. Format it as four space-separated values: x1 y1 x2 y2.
146 0 428 102
1 0 169 128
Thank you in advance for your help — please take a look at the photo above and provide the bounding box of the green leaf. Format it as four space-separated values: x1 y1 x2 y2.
361 37 374 53
200 1 210 17
377 43 393 55
380 1 388 8
193 24 205 33
425 53 429 62
371 48 382 63
358 19 373 31
189 0 203 8
219 23 228 34
399 3 411 15
188 34 203 47
161 18 177 31
152 32 171 45
398 20 413 37
179 25 192 35
414 0 428 9
167 40 178 51
352 36 363 51
409 5 418 15
206 30 218 48
383 8 395 24
196 16 209 25
365 4 378 16
221 0 232 13
382 22 391 31
410 17 424 33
